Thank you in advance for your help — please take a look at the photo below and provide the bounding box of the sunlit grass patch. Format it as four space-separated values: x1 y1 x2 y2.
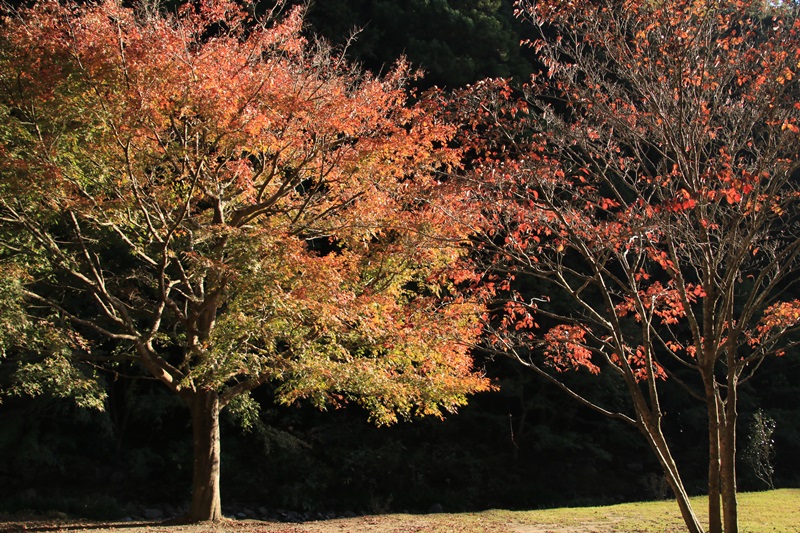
478 488 800 533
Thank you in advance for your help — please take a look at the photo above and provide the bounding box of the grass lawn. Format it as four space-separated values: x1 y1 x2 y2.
471 488 800 532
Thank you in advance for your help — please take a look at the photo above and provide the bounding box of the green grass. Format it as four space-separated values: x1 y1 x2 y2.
468 488 800 532
375 489 800 532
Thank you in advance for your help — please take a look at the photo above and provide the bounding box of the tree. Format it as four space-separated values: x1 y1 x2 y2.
0 0 489 521
302 0 533 88
744 409 776 489
447 1 800 532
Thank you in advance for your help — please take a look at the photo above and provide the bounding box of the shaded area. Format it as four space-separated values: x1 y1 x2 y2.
1 354 798 518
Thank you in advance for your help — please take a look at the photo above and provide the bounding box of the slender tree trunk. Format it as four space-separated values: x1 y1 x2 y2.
640 418 706 533
704 379 723 533
186 389 223 522
720 378 739 533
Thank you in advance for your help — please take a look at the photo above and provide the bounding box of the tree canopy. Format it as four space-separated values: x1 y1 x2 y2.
0 0 489 521
449 1 800 532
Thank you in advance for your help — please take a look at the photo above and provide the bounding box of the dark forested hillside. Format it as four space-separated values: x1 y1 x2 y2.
301 0 533 88
3 352 799 517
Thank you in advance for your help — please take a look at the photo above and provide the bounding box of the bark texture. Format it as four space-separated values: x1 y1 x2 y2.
187 390 223 522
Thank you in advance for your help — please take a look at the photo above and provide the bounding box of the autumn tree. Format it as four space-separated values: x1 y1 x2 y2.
448 1 800 532
0 0 489 521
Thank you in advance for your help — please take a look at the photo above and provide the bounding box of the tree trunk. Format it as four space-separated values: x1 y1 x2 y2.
640 419 706 533
720 379 739 533
186 389 223 522
704 380 722 533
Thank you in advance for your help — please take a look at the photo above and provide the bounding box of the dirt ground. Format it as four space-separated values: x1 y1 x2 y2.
0 515 617 533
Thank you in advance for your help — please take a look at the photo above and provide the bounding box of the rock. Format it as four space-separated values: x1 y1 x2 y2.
428 503 444 513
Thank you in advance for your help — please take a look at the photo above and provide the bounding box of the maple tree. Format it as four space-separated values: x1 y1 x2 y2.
447 1 800 532
0 0 489 521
